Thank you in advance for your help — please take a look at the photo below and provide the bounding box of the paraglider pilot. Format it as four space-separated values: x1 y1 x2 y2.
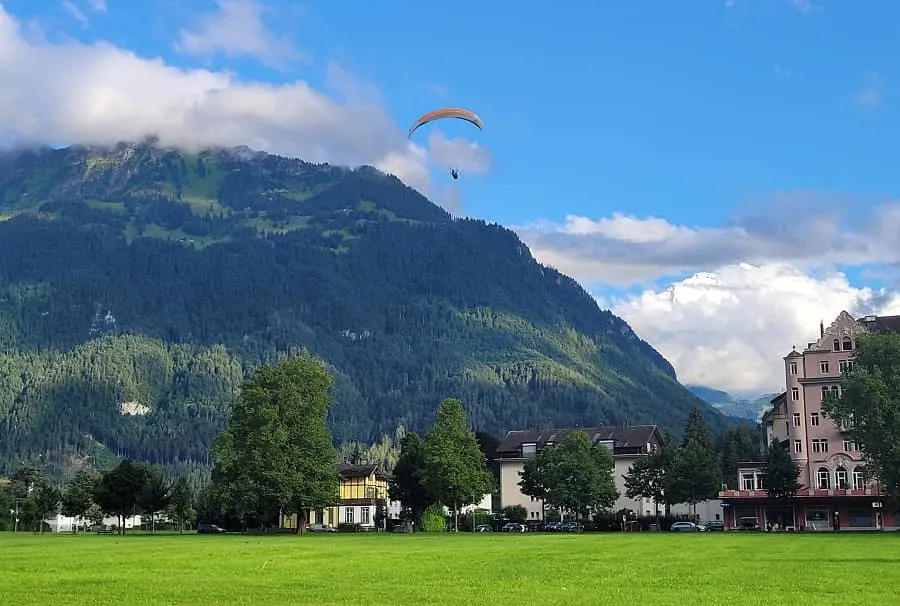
450 169 458 180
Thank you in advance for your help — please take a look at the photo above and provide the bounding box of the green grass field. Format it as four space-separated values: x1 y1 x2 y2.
1 531 897 605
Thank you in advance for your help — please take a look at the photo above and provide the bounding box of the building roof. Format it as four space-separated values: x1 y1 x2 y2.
858 314 900 333
337 463 392 481
496 425 659 456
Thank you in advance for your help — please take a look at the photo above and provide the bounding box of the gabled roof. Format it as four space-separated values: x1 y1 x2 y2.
858 314 900 334
496 425 660 456
337 463 392 481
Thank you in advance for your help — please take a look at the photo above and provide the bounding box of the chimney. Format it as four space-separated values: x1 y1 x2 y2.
820 320 824 338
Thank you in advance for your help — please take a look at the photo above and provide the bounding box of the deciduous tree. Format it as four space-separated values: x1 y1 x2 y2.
388 432 433 526
822 332 900 498
422 398 493 531
623 449 671 527
519 430 619 521
211 354 340 533
761 438 800 503
61 471 97 533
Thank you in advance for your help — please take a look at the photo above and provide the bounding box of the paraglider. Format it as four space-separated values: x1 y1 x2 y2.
408 107 483 181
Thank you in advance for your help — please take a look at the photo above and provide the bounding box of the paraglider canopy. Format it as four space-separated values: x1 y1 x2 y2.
408 107 484 139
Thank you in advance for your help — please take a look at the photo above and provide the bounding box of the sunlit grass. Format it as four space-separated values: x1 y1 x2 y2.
0 531 897 605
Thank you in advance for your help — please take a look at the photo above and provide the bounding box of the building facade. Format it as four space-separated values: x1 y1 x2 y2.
496 425 721 522
281 463 394 531
719 311 899 530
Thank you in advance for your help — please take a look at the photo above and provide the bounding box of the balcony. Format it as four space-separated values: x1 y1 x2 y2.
719 488 880 500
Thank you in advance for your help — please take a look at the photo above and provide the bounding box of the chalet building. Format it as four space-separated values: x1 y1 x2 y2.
496 425 721 522
719 312 899 531
281 463 393 531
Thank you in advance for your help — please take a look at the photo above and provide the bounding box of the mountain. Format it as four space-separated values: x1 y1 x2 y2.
0 140 732 476
687 385 775 421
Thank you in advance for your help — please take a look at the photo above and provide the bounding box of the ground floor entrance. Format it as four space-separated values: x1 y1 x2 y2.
721 498 893 531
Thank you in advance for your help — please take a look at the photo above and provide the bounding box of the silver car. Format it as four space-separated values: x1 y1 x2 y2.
670 521 706 532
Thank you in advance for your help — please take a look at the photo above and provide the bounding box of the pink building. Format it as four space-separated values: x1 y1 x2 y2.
718 311 899 531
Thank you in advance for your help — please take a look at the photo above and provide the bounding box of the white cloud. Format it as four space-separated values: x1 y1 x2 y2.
62 0 88 26
87 0 106 12
426 130 491 174
514 196 900 286
857 71 883 108
0 4 489 207
602 263 900 396
176 0 309 69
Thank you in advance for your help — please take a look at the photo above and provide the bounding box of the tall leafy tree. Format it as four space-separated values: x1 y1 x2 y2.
388 432 433 526
666 440 722 514
167 474 195 534
822 332 900 498
717 426 765 489
211 353 340 533
519 430 619 520
137 465 172 533
422 398 493 531
761 438 800 503
682 406 713 450
93 459 152 534
60 471 97 533
30 479 61 534
623 449 671 526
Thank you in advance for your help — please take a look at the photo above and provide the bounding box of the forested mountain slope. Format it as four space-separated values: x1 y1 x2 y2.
0 140 731 475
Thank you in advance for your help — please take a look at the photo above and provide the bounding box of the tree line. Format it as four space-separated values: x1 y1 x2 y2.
0 460 195 534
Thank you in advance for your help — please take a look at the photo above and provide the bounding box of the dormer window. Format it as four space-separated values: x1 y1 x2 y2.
521 443 536 458
842 337 853 351
833 339 840 352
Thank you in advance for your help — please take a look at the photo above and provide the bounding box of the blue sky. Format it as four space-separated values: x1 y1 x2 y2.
2 0 900 395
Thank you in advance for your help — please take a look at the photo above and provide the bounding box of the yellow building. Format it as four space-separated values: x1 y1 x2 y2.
281 463 391 531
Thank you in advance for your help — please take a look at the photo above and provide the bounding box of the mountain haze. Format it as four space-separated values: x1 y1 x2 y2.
0 141 730 475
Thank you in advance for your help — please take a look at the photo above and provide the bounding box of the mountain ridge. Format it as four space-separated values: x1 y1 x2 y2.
0 141 733 475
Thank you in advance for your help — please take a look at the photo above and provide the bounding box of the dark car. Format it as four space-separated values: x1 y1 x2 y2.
474 524 492 532
544 521 563 532
705 520 725 531
197 523 226 534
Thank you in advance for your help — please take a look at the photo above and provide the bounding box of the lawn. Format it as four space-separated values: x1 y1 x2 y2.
1 531 897 605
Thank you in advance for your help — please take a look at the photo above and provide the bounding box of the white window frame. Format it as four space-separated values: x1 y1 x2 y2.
811 439 829 454
791 387 799 401
789 362 798 375
810 412 820 426
852 469 866 490
820 361 829 374
794 440 802 453
835 468 848 490
792 413 801 427
816 468 830 490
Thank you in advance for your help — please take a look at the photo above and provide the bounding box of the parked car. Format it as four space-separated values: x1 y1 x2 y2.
501 522 526 532
474 524 492 533
197 523 226 534
562 521 583 532
544 521 563 532
309 524 337 533
670 521 706 532
705 520 725 531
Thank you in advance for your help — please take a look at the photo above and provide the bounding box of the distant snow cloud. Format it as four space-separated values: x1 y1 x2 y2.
601 263 900 396
0 3 490 209
176 0 308 69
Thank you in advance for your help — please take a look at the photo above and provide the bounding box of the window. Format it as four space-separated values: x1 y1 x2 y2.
741 473 756 490
839 360 854 373
360 507 370 525
810 412 820 426
820 361 830 374
521 443 536 458
830 385 840 397
315 510 324 525
835 467 848 490
853 467 866 490
842 337 853 351
842 439 858 452
789 362 798 375
345 507 354 524
366 487 376 499
791 387 799 401
812 439 829 454
821 386 829 401
832 339 840 352
794 440 802 453
792 413 801 427
817 468 830 490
